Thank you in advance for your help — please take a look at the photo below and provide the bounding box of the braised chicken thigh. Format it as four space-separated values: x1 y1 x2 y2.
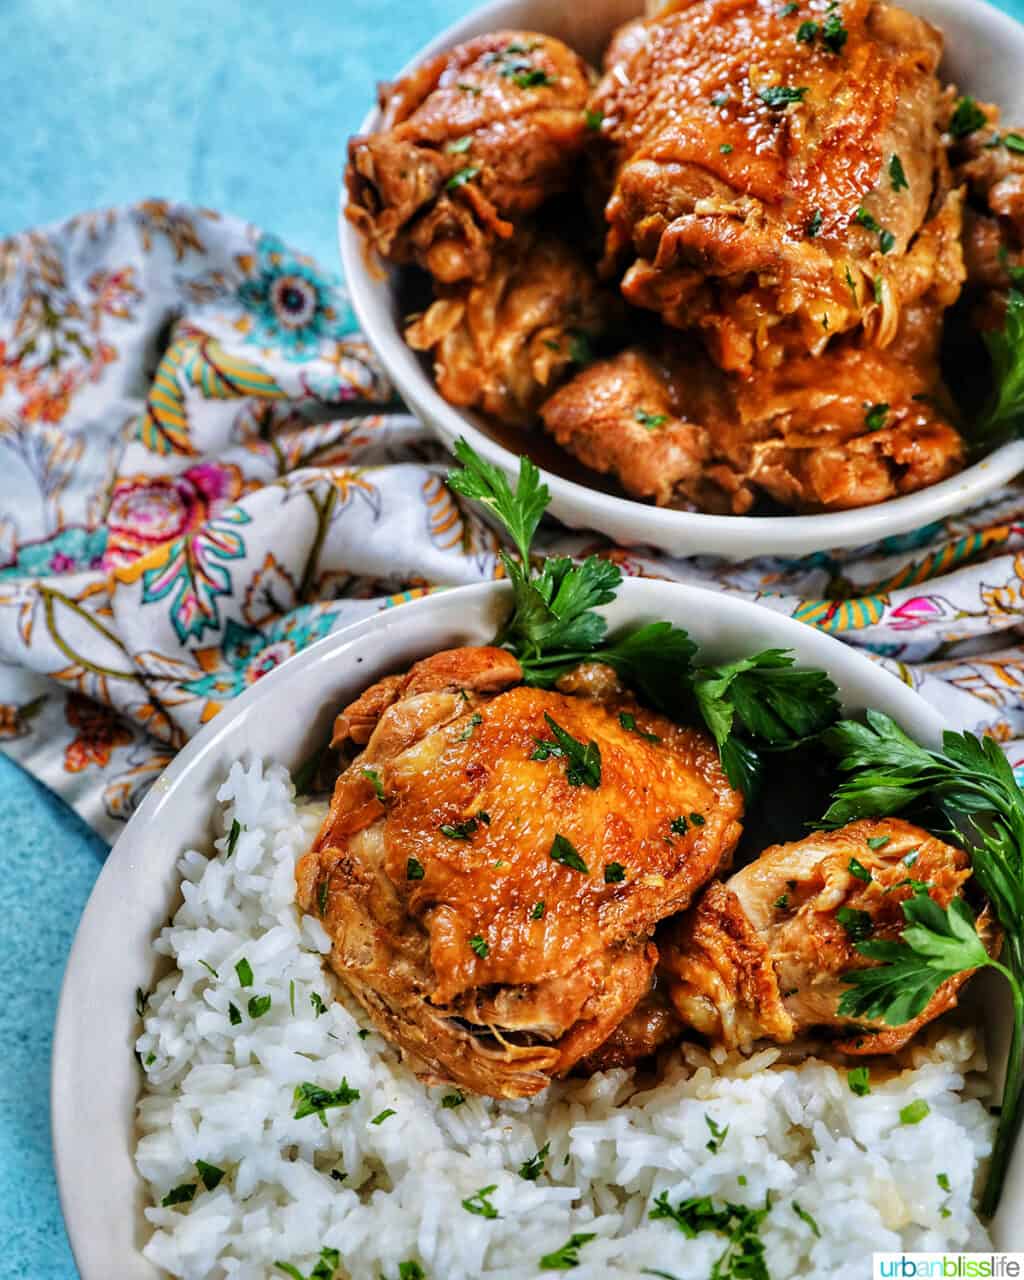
297 647 744 1098
405 229 612 426
660 817 989 1053
345 31 593 284
591 0 953 373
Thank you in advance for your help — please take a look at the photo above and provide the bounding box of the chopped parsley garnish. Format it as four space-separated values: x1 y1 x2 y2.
519 1140 551 1180
317 878 329 916
446 166 480 190
136 987 149 1018
670 816 689 836
440 818 478 840
196 1160 225 1191
937 1172 951 1192
512 67 553 88
550 833 589 874
635 408 669 429
228 1003 242 1026
844 265 858 300
864 403 889 432
275 1247 341 1280
198 959 218 978
604 862 626 883
310 992 328 1017
866 834 891 849
821 10 848 53
144 1052 156 1066
889 153 909 191
363 767 385 802
235 958 254 988
371 1108 396 1125
848 857 872 882
569 330 593 366
878 228 895 254
531 900 546 919
758 85 809 108
539 1233 596 1270
462 1185 501 1218
854 207 894 253
793 1202 821 1237
774 893 789 910
531 714 601 787
1005 133 1024 153
399 1265 426 1280
690 812 705 826
358 1028 371 1039
720 143 734 153
161 1183 196 1208
806 208 823 238
873 275 884 304
469 934 490 958
226 818 242 857
460 713 483 740
407 857 426 881
847 1065 871 1096
619 711 661 742
442 1090 465 1108
796 20 818 42
248 994 272 1018
705 1114 729 1153
293 1079 360 1124
900 1099 931 1125
649 1192 771 1278
711 92 730 106
836 907 874 940
585 108 603 131
950 95 987 138
446 135 472 154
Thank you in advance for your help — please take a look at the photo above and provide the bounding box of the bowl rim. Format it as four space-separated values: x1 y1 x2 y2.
53 577 968 1278
338 0 1024 559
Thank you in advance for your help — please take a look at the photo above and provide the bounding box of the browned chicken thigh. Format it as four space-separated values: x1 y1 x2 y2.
660 818 989 1053
541 310 964 514
405 229 613 426
297 648 744 1098
345 32 594 284
590 0 954 373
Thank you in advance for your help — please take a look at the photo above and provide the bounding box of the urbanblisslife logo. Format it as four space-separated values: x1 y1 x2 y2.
874 1256 1024 1278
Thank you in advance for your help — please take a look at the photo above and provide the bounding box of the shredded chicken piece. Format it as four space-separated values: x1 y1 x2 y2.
660 817 992 1054
345 31 593 284
298 647 743 1097
405 229 613 425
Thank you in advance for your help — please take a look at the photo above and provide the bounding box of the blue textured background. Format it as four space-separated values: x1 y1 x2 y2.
0 3 469 1276
4 0 1024 1276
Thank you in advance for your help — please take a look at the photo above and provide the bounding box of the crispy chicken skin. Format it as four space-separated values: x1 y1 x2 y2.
541 314 964 513
660 818 989 1053
297 646 744 1098
590 0 952 372
345 32 593 284
405 230 612 426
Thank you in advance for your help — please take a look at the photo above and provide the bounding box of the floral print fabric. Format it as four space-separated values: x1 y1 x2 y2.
3 201 1024 840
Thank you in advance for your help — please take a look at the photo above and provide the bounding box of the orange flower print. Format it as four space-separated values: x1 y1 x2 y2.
102 461 244 570
63 693 133 773
20 370 74 423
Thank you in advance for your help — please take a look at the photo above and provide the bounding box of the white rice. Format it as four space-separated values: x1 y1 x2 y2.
136 758 996 1280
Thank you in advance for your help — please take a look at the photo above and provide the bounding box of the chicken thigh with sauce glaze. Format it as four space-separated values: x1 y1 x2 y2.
297 647 744 1098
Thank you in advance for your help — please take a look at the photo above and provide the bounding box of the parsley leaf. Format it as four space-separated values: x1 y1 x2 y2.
469 935 490 958
864 403 889 432
531 713 601 787
635 408 669 429
889 153 909 191
196 1160 225 1191
848 857 872 882
950 95 987 138
550 833 588 873
796 20 818 42
900 1099 931 1125
161 1183 196 1207
447 440 548 569
604 861 626 883
442 1090 465 1108
519 1140 550 1180
977 286 1024 444
247 994 272 1018
531 900 546 919
440 818 478 840
821 10 847 52
705 1113 729 1153
836 906 874 940
462 1185 500 1218
649 1192 771 1278
407 856 425 880
619 711 661 742
807 207 823 237
539 1233 596 1270
235 958 254 988
758 85 809 108
446 166 480 190
362 767 385 802
847 1065 871 1096
793 1202 821 1236
293 1079 360 1124
371 1108 396 1125
226 818 242 857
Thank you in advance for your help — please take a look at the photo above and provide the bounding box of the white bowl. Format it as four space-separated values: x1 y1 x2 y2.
339 0 1024 560
52 578 1024 1276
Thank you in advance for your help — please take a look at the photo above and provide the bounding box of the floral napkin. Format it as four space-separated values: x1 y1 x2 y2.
3 200 1024 840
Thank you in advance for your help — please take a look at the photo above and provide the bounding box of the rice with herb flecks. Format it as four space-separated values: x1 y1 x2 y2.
135 759 996 1280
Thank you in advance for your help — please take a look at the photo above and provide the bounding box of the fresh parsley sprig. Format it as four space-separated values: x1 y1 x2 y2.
823 710 1024 1215
976 286 1024 447
447 440 839 793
